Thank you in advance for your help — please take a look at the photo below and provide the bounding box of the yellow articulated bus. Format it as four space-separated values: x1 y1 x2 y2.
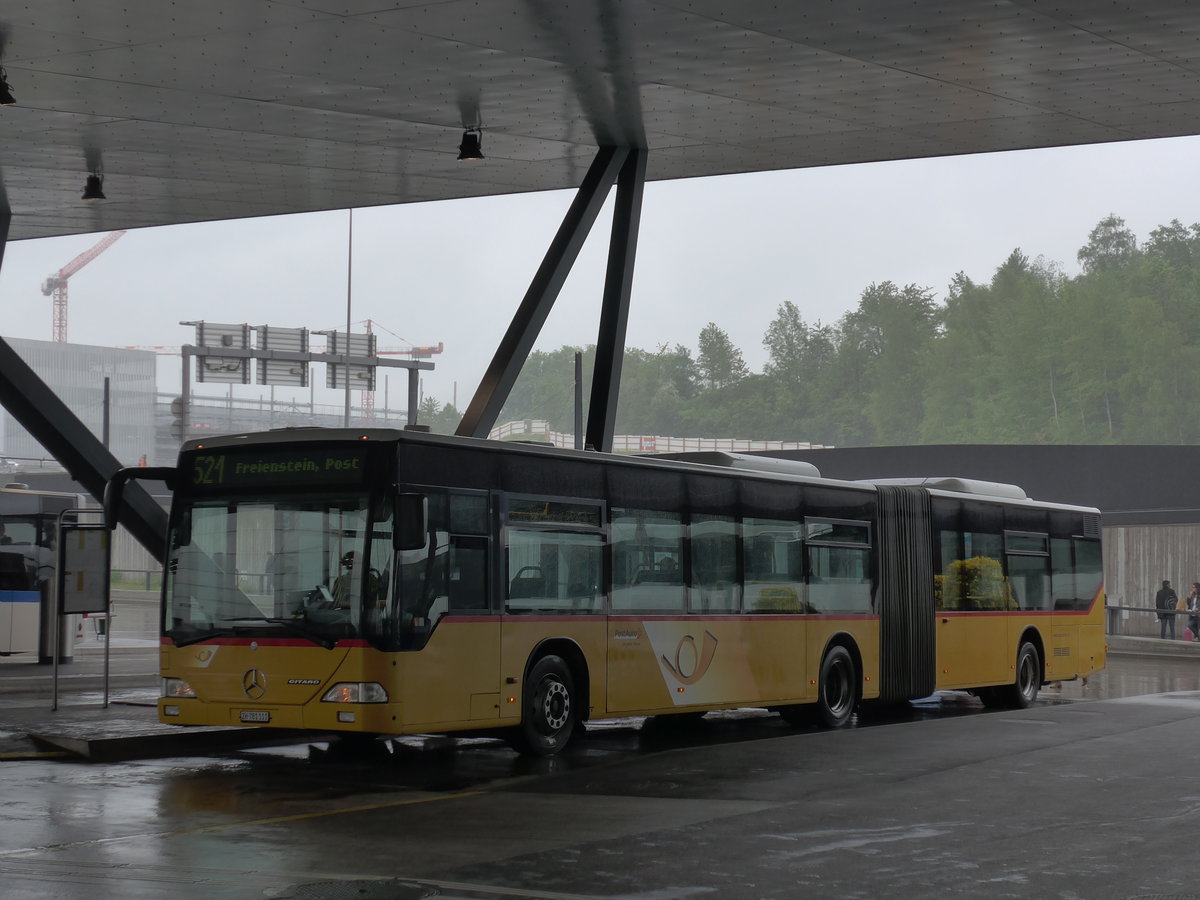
113 428 1105 756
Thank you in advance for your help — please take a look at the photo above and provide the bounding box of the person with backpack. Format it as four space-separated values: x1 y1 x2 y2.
1156 579 1179 639
1186 583 1200 641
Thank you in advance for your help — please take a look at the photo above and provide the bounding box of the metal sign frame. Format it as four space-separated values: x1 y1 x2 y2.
52 510 112 710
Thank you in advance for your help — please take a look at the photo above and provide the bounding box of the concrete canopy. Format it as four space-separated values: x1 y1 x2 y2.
3 0 1200 241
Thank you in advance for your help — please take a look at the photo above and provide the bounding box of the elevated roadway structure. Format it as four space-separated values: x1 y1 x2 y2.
1 1 1199 554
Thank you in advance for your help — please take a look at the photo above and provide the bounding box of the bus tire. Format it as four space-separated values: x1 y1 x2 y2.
511 654 576 757
814 644 858 728
1002 641 1042 709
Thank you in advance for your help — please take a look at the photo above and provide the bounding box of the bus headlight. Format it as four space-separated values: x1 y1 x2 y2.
162 677 195 699
321 682 388 703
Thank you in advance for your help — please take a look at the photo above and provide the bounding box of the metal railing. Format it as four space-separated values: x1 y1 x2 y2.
1105 605 1200 640
486 419 830 452
111 568 161 591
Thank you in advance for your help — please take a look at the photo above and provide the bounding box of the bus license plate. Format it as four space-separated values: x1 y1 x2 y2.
239 710 270 723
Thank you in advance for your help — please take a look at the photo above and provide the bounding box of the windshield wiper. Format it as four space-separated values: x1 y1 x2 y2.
220 616 338 649
172 629 225 648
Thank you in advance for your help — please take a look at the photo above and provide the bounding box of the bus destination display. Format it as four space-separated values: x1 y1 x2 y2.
189 447 369 488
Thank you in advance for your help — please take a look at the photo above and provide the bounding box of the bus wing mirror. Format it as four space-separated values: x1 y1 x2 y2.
104 466 176 530
395 493 427 551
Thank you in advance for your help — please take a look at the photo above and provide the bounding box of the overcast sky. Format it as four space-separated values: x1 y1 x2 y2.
1 134 1199 414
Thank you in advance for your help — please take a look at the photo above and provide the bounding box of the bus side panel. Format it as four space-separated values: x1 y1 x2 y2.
1050 591 1107 681
935 613 1024 690
1045 616 1077 681
604 616 879 716
606 616 795 714
400 618 502 727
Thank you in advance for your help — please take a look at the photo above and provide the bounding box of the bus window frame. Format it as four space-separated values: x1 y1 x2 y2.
397 484 494 618
500 492 607 615
803 517 872 548
1004 530 1049 556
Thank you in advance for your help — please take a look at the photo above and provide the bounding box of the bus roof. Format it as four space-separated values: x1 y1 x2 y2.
180 429 1098 513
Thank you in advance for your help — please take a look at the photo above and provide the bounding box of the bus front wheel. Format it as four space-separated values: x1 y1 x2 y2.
510 654 577 757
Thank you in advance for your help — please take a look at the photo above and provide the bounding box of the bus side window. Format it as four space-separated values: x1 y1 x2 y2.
689 515 739 612
506 531 602 611
743 518 805 613
449 537 487 610
610 509 684 612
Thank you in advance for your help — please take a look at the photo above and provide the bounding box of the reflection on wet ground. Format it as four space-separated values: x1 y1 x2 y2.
6 651 1200 900
8 652 1197 794
208 652 1198 789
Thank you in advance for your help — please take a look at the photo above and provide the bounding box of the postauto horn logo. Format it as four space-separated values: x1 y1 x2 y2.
660 630 719 685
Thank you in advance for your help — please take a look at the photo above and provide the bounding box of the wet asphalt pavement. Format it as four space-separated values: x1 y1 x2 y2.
2 644 1199 899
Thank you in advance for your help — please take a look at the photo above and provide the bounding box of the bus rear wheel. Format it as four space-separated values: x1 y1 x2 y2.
979 641 1042 709
778 645 858 728
510 654 577 757
815 645 858 728
1006 641 1042 709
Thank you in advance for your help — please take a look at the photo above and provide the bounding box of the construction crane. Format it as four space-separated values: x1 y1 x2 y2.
41 230 127 342
359 319 444 419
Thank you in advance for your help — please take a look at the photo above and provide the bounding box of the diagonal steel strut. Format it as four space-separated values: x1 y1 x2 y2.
457 146 630 438
586 147 646 452
0 334 169 561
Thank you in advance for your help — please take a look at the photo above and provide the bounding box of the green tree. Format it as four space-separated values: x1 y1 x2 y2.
697 323 748 390
414 397 463 434
837 281 937 444
761 301 837 443
1077 214 1138 274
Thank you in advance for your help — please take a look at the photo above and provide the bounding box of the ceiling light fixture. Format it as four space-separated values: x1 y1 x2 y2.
457 129 484 161
0 68 14 106
82 174 106 201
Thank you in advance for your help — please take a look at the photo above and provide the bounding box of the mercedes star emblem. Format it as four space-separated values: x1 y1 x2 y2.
242 668 267 699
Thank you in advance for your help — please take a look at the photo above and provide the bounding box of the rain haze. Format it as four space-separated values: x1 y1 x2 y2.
0 135 1196 416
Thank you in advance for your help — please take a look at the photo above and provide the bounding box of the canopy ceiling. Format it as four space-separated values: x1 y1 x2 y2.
3 0 1199 241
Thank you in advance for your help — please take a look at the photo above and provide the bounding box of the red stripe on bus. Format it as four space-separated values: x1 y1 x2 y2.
608 613 879 623
159 636 369 648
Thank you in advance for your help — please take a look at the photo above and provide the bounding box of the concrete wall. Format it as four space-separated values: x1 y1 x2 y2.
1104 525 1200 609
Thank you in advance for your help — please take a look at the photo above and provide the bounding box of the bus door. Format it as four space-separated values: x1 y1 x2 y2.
1005 532 1053 674
934 530 1011 688
395 490 499 726
1049 535 1105 678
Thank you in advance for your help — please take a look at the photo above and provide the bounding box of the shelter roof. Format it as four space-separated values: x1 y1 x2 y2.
3 1 1198 240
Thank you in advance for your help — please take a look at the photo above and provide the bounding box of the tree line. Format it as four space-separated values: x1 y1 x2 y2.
420 215 1200 446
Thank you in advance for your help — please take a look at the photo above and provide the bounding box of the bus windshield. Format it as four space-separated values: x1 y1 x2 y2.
164 492 391 647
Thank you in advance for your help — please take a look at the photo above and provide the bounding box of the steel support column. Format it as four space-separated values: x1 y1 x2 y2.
0 205 9 270
0 337 169 561
585 147 646 452
457 146 630 438
407 367 419 427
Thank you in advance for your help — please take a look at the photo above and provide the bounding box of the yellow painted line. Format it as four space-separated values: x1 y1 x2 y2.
165 788 493 838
